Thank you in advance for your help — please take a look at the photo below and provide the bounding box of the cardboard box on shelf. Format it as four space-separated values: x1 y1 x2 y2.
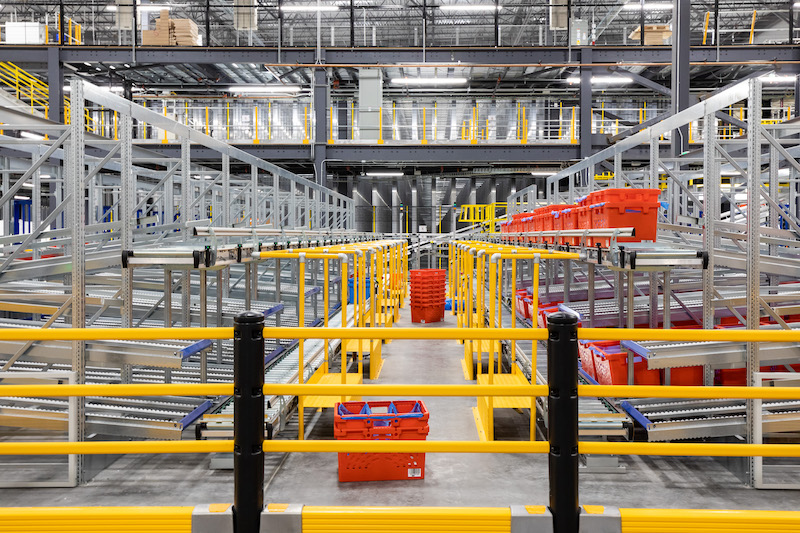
142 12 198 46
172 18 198 46
629 24 672 45
142 29 170 46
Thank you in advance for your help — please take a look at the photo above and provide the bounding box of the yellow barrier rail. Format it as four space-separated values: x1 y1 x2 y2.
6 325 800 343
2 324 800 460
2 439 800 458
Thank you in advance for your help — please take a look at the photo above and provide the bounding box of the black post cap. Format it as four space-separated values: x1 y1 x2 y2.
235 310 266 324
547 311 578 326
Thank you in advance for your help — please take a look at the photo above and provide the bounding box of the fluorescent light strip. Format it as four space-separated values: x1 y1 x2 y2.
20 132 45 140
761 74 796 83
391 77 468 85
439 5 502 11
107 4 185 12
228 85 302 94
281 5 340 12
621 2 674 10
530 171 559 176
566 76 634 85
366 172 404 177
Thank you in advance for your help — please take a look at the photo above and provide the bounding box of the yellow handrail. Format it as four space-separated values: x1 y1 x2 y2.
0 62 96 132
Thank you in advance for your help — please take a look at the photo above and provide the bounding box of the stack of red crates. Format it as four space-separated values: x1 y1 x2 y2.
334 400 430 482
582 188 661 247
409 269 446 323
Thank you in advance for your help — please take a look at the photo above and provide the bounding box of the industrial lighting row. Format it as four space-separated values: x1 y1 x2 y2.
107 2 686 13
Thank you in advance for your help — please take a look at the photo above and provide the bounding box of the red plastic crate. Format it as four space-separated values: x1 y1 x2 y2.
515 293 530 318
590 201 660 246
574 206 594 246
578 340 619 381
587 188 661 205
715 367 779 386
593 346 662 386
541 212 556 243
667 366 704 385
410 269 446 279
534 204 572 216
410 304 445 323
559 208 580 246
335 400 429 482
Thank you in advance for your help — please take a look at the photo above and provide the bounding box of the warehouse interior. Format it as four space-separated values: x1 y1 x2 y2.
1 0 800 531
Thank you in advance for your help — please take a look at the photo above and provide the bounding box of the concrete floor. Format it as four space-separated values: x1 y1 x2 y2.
1 303 798 509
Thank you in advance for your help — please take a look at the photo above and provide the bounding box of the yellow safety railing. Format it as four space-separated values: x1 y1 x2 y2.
0 62 96 133
1 325 800 456
458 203 507 233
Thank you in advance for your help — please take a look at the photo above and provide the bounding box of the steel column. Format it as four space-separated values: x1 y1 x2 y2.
67 79 85 484
746 79 762 487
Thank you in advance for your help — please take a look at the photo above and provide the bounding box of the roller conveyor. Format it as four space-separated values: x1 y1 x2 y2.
620 397 800 441
198 302 356 445
0 391 213 439
484 286 632 439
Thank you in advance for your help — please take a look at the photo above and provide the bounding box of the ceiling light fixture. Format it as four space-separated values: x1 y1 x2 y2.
530 171 558 176
439 4 502 11
761 73 796 83
107 4 186 12
366 172 404 177
20 132 45 140
390 77 468 85
621 2 674 10
227 85 302 94
280 5 340 12
566 76 634 84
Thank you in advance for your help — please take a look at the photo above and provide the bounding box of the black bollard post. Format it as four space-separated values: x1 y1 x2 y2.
547 312 580 533
233 311 265 533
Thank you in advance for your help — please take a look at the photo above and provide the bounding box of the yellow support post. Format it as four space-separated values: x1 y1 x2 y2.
749 10 757 44
226 102 230 140
559 102 563 139
461 120 466 140
323 258 329 374
392 101 396 140
703 11 710 45
600 102 605 134
421 107 428 145
254 106 260 144
205 106 209 136
570 106 577 144
341 258 348 403
377 106 384 144
298 255 306 440
159 103 168 142
329 105 335 144
113 111 118 140
471 107 477 144
487 257 496 440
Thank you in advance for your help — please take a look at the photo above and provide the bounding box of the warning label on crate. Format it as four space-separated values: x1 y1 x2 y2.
408 468 422 478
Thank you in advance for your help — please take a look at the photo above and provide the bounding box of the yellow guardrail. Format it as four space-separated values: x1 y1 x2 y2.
7 325 800 343
1 325 800 459
0 62 96 132
458 203 507 233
